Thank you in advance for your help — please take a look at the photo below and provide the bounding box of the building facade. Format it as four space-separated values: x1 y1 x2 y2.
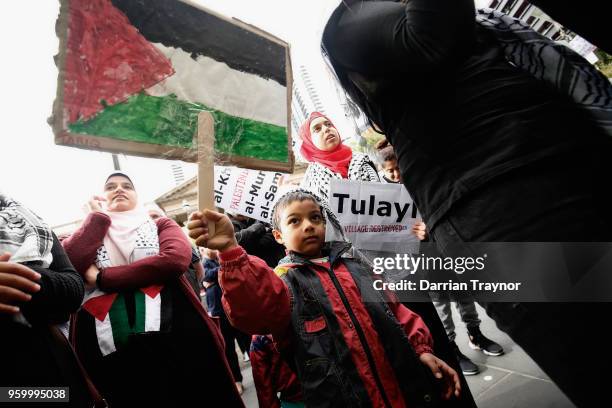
485 0 565 40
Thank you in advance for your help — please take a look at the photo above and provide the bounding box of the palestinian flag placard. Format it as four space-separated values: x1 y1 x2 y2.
51 0 293 172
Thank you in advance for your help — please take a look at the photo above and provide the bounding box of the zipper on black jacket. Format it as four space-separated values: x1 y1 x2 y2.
310 259 393 408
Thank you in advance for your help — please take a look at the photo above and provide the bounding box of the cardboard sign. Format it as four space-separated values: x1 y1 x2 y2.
214 166 283 223
328 180 420 251
568 35 597 58
51 0 293 172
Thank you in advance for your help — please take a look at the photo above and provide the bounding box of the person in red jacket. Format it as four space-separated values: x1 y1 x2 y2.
188 189 461 407
250 334 303 408
63 172 244 408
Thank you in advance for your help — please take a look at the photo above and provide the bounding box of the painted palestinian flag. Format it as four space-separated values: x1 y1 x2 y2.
52 0 292 171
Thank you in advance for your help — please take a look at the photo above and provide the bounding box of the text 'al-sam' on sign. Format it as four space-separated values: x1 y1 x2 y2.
51 0 293 172
214 166 283 223
329 179 420 252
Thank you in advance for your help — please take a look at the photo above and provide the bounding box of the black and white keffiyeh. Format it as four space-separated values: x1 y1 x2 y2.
0 193 53 267
301 152 380 203
476 8 612 137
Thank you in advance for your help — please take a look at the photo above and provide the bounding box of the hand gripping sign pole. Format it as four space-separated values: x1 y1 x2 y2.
197 111 216 238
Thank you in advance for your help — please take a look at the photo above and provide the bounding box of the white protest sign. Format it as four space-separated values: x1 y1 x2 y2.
568 35 597 58
213 166 283 223
328 179 420 251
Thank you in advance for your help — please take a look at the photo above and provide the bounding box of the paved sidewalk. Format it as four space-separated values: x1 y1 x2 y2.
454 304 575 408
238 355 258 407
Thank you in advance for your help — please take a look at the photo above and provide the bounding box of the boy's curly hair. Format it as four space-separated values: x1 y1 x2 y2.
271 190 325 230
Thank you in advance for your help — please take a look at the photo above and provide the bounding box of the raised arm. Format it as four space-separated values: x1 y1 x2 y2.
323 0 475 75
188 209 292 336
219 246 291 336
62 212 110 274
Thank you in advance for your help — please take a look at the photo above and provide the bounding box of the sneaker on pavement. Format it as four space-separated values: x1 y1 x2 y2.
468 326 504 356
451 341 479 376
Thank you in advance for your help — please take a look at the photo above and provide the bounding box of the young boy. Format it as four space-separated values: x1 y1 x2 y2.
188 190 460 407
375 139 402 184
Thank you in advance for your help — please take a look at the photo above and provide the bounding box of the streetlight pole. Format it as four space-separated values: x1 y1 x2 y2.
112 154 121 171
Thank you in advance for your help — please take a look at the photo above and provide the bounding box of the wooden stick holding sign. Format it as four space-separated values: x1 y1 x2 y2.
197 111 216 238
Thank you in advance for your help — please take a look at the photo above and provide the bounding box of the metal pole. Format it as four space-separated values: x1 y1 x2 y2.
112 154 121 171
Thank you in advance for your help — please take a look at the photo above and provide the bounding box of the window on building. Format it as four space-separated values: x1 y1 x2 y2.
502 0 518 14
538 21 552 35
513 2 530 19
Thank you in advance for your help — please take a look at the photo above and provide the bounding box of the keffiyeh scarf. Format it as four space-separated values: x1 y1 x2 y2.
301 152 380 203
0 193 53 267
477 8 612 137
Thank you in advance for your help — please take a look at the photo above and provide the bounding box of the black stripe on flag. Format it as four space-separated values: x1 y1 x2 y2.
111 0 287 86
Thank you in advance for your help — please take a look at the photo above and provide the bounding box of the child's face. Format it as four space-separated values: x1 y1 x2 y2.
273 199 326 258
382 159 401 183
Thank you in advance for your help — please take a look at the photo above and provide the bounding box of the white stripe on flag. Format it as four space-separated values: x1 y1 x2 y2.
147 43 287 127
82 288 106 305
145 293 161 332
95 314 117 356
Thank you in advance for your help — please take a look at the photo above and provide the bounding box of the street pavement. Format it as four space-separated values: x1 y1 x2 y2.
455 304 575 408
237 303 576 407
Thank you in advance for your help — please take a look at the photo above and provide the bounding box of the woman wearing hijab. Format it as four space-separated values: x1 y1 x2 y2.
322 1 612 406
62 173 244 408
299 112 379 202
0 193 93 407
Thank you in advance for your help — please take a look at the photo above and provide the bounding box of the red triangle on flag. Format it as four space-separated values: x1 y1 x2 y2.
141 285 164 299
63 0 174 123
82 293 118 322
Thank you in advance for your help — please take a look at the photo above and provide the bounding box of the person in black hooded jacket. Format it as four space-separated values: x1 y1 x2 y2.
322 1 612 406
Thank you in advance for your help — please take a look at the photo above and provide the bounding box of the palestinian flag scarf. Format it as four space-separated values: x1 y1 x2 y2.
82 218 169 356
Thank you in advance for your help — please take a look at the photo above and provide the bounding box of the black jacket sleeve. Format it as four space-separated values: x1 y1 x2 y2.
21 233 85 324
323 0 475 75
235 221 267 248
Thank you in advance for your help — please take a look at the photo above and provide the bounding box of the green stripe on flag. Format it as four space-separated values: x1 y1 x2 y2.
109 291 146 350
68 93 289 162
134 290 146 334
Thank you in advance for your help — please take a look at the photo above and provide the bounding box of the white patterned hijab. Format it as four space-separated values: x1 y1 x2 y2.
100 173 158 266
0 193 53 267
